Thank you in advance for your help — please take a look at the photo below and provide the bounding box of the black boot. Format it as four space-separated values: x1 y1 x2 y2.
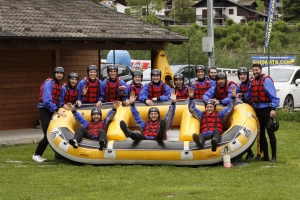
211 138 218 152
120 120 131 137
156 120 166 140
192 133 204 149
99 140 105 151
69 139 78 149
245 149 254 161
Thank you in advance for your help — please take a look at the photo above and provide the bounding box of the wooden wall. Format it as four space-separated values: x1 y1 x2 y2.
0 50 99 130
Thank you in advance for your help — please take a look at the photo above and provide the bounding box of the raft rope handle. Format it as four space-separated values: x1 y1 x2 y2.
51 116 68 142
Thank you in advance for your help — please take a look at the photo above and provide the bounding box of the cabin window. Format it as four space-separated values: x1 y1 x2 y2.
229 9 234 15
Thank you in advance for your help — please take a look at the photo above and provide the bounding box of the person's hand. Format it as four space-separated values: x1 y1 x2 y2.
188 87 194 98
63 103 75 111
145 99 154 106
113 101 121 109
76 100 82 108
212 99 220 105
123 99 130 106
236 93 242 98
57 109 66 118
231 86 236 97
270 110 276 118
119 86 126 91
129 91 137 105
82 85 88 96
96 101 102 108
170 89 177 102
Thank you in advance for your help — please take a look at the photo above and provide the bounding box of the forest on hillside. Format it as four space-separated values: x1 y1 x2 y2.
104 20 300 69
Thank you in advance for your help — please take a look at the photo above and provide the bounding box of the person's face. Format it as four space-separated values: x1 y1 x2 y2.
89 70 97 80
175 78 183 88
209 69 217 80
151 75 160 83
149 112 159 122
109 69 117 80
196 70 205 79
55 72 64 81
239 72 248 82
217 78 226 87
252 67 262 78
134 76 142 85
92 113 101 122
205 104 215 114
69 77 78 87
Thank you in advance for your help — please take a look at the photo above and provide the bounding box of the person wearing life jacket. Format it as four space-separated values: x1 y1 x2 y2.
120 90 177 140
59 72 82 109
188 86 236 152
173 73 189 100
236 67 255 160
138 69 172 106
66 101 120 151
77 65 102 107
246 64 279 162
33 66 66 163
125 70 143 101
203 72 237 106
99 64 130 106
191 65 216 100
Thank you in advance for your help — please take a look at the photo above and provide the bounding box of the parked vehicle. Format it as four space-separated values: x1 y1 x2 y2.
141 64 199 86
262 66 300 111
100 64 134 82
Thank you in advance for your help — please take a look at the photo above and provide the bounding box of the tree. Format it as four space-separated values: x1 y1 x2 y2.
126 0 165 17
282 0 300 22
168 0 195 24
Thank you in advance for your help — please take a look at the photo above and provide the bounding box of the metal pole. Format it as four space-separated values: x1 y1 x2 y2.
207 0 215 68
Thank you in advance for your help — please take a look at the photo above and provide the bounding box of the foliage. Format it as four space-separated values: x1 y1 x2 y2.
144 14 163 26
276 109 300 122
226 18 234 26
1 120 300 199
274 21 289 32
168 0 196 24
126 0 165 17
282 0 300 22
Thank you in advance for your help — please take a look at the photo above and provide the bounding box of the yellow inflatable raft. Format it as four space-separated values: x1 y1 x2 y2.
47 100 258 165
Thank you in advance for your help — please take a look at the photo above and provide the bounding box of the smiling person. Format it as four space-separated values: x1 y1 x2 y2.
191 65 216 100
77 65 102 107
33 66 66 162
207 67 218 81
126 70 143 101
58 72 83 109
203 72 237 106
120 90 176 140
189 86 236 152
99 65 129 106
246 64 279 162
66 101 120 151
173 73 189 100
138 69 172 106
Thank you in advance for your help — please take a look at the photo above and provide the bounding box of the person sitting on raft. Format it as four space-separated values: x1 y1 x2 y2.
64 101 120 150
120 90 177 140
189 86 236 151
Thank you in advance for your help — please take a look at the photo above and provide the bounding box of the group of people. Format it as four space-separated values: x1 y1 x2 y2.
33 63 279 164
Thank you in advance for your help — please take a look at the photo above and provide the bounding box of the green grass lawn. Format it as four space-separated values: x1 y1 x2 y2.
1 121 300 200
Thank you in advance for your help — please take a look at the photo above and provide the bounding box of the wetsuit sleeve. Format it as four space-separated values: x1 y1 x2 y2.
77 79 86 102
73 111 89 128
202 86 214 101
219 99 234 123
42 81 58 112
264 78 280 109
163 102 176 130
209 80 216 88
119 80 129 101
159 84 171 101
99 80 107 102
103 108 117 130
130 104 146 130
188 98 203 121
58 85 67 108
219 83 234 106
138 83 150 103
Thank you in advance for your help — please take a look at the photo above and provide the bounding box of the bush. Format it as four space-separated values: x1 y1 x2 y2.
226 18 234 26
297 22 300 31
274 21 289 32
276 109 300 122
